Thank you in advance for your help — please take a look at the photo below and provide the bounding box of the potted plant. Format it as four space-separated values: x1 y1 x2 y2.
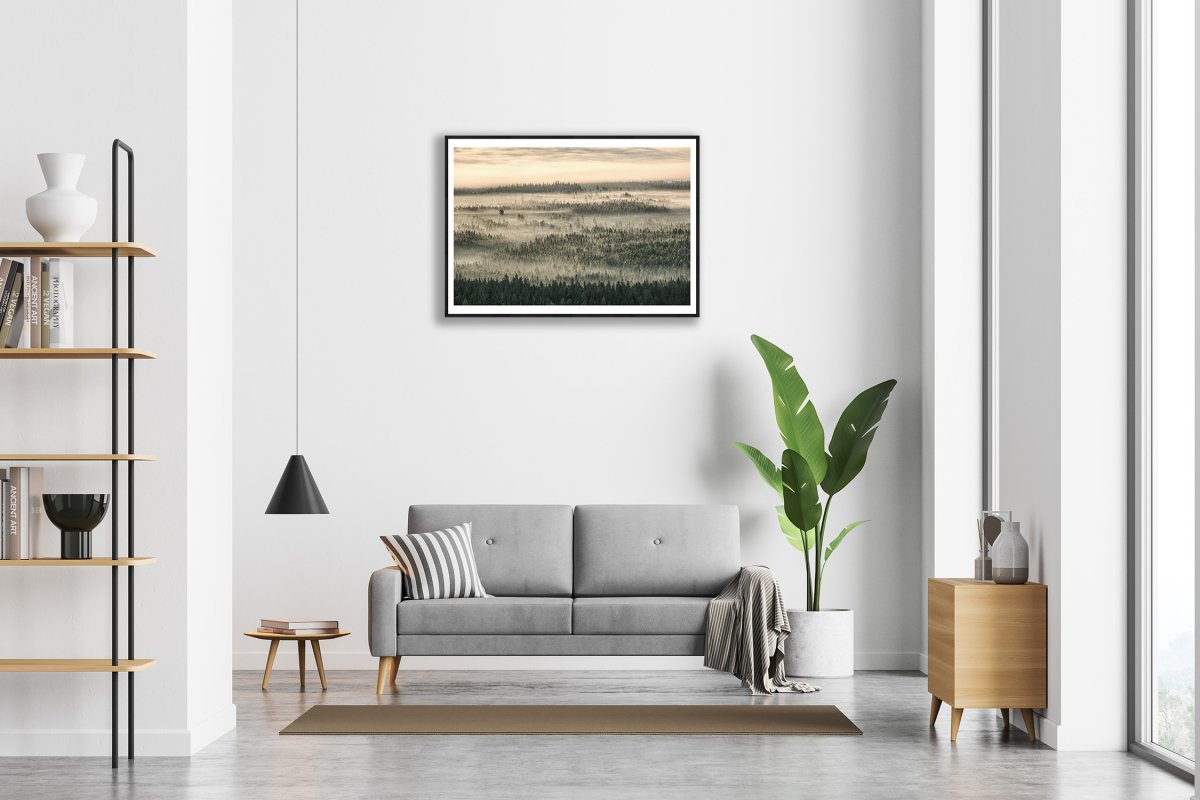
735 334 896 677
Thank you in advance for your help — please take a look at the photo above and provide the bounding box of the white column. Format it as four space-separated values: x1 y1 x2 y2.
185 0 236 753
920 0 985 674
1057 0 1128 752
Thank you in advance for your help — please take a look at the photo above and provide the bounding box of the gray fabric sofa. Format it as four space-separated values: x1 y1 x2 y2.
368 504 740 692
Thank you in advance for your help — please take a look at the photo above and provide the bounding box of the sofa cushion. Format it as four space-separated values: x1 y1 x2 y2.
380 523 489 600
410 505 573 597
573 505 741 596
572 597 710 635
396 597 572 635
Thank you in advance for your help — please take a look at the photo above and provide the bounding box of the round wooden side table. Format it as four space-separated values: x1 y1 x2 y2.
243 630 350 690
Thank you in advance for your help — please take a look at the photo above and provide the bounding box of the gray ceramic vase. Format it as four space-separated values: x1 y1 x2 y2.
991 520 1029 584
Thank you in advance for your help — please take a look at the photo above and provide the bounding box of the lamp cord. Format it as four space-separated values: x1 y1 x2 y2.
295 0 300 456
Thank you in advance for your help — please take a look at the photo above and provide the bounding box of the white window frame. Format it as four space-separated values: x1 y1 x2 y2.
1129 0 1196 779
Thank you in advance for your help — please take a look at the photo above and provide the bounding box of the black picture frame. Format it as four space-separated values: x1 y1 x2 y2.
444 135 700 318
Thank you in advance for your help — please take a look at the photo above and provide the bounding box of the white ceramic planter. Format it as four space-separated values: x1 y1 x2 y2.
26 153 97 242
784 608 854 678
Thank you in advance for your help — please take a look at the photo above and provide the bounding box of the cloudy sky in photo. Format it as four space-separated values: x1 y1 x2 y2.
453 146 691 188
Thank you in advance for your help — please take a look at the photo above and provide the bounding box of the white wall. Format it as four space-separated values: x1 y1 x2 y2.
994 0 1128 750
233 0 926 671
0 0 233 756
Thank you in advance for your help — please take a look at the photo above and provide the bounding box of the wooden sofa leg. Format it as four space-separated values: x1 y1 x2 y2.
390 655 400 687
376 656 396 694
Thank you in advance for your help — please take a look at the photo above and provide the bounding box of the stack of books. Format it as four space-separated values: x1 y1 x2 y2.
0 257 74 349
0 467 45 560
258 618 339 635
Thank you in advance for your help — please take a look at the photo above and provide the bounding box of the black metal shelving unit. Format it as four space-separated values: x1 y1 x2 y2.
0 139 156 769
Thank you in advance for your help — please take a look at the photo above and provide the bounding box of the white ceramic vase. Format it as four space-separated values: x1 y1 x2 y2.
991 520 1030 584
784 608 854 678
26 153 97 242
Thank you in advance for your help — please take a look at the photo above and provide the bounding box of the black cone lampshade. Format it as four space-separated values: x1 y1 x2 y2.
265 455 329 515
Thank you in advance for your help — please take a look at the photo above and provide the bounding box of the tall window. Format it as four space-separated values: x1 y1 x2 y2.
1133 0 1196 772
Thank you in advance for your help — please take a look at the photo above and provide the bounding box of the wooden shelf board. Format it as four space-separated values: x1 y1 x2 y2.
0 348 156 360
0 557 156 567
0 454 156 462
0 659 156 673
0 242 155 258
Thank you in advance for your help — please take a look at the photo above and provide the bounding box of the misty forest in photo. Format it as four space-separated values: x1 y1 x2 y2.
450 146 694 307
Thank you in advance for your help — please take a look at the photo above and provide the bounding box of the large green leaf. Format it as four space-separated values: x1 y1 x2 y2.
821 379 897 496
823 520 868 560
734 441 782 498
751 335 827 483
781 448 823 534
777 505 814 552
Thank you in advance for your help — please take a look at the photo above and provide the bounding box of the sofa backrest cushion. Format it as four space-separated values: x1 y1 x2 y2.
573 505 741 597
408 505 573 597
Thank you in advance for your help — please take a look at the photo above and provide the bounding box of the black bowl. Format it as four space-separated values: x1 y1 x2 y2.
42 494 110 533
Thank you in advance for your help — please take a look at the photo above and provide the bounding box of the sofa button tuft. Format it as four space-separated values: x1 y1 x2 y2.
485 538 495 545
653 538 662 545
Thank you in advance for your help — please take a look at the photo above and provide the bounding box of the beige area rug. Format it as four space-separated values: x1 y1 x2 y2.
280 704 862 736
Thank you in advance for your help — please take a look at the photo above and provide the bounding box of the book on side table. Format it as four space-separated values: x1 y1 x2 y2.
258 618 339 635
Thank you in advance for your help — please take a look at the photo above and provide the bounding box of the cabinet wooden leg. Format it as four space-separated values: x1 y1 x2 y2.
377 656 396 694
1001 708 1010 729
929 695 943 726
298 640 306 689
1020 708 1037 742
389 655 400 687
312 640 328 690
950 707 964 741
261 639 280 690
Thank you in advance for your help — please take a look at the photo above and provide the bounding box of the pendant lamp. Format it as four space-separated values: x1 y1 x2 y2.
266 0 328 515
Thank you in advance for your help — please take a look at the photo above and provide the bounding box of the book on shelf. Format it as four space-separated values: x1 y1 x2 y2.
39 258 50 345
3 467 44 560
20 257 41 348
0 260 22 348
6 286 24 349
0 259 15 339
47 259 73 348
259 618 339 631
0 471 7 559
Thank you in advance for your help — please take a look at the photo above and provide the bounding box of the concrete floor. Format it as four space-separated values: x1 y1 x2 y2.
0 669 1192 799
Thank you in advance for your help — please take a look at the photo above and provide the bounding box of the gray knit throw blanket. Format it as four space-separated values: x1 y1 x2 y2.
704 566 819 695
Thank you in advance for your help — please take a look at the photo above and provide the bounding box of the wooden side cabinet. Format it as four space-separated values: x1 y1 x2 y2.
928 578 1047 742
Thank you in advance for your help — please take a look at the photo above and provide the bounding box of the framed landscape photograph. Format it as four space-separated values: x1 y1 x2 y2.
445 136 699 317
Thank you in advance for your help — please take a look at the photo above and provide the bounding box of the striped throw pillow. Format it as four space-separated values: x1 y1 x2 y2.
380 523 489 600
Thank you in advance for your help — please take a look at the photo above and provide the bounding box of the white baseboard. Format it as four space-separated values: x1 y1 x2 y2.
918 652 929 675
187 703 237 755
0 703 236 757
234 650 709 671
1032 712 1058 749
1012 709 1058 750
234 650 924 672
854 651 923 670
